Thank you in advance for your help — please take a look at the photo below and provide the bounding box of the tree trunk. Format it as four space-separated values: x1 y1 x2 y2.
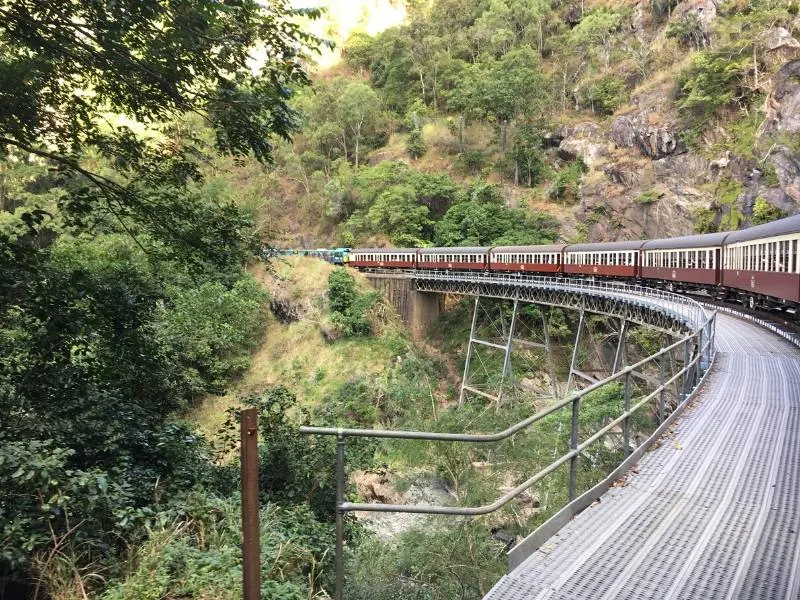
433 64 438 111
419 71 426 103
354 123 361 169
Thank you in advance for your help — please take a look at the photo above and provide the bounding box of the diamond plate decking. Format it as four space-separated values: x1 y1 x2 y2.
485 313 800 600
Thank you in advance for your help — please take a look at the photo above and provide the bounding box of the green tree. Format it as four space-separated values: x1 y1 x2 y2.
676 52 751 135
344 30 376 75
510 124 547 186
570 8 624 68
582 75 629 115
367 185 433 246
0 0 320 587
336 83 384 169
0 0 322 257
406 127 428 159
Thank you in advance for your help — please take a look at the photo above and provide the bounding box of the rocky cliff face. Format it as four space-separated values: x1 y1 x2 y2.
562 44 800 243
759 59 800 207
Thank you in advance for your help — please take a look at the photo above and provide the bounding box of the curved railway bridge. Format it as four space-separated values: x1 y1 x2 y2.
485 310 800 600
301 270 800 600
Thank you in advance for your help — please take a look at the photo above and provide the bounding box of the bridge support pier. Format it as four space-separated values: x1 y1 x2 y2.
409 288 441 340
612 318 629 374
363 274 441 340
459 296 562 406
459 296 520 405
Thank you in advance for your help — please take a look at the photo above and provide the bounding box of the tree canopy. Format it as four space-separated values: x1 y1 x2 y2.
0 0 323 590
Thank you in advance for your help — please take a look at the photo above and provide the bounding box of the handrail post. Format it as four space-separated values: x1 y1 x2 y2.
241 408 260 600
658 349 666 424
334 431 345 600
569 395 580 501
682 338 690 403
623 370 631 458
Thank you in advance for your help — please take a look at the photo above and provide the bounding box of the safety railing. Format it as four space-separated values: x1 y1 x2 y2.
300 288 716 600
698 301 800 349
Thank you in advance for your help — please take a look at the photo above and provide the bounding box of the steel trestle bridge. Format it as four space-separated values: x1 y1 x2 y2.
300 270 800 599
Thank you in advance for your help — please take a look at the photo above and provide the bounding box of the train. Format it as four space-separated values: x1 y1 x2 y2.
347 215 800 314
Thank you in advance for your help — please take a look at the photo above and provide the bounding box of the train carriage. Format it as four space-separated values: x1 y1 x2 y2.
722 215 800 304
418 247 489 270
489 244 566 273
641 232 728 287
563 241 645 278
348 248 418 269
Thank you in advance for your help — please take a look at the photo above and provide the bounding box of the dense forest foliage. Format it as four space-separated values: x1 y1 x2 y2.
2 0 798 598
0 1 340 598
255 0 797 246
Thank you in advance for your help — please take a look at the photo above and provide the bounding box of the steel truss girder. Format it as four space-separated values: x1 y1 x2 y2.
459 296 520 405
414 277 692 336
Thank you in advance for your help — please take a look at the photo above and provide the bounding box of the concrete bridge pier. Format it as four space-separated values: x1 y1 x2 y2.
365 273 441 340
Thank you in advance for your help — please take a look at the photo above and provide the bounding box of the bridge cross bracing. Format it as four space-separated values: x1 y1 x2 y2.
484 313 800 600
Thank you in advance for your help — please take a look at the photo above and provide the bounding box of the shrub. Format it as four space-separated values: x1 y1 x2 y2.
456 150 487 175
548 160 586 204
752 198 786 225
582 75 629 115
693 206 718 233
406 127 427 159
676 52 750 140
327 269 378 337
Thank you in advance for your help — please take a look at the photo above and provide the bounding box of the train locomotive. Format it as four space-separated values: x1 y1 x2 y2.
347 215 800 315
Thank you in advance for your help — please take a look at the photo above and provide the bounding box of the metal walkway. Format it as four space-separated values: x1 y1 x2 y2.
485 313 800 600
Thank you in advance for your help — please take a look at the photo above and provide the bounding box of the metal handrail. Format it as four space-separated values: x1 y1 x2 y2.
697 301 800 348
300 280 716 600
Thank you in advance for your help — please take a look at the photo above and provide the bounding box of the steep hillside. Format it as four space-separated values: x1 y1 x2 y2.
256 0 799 248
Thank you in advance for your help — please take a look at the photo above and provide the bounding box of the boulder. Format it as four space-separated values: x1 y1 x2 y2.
761 27 800 68
602 163 641 187
352 471 408 505
770 149 800 203
675 0 718 33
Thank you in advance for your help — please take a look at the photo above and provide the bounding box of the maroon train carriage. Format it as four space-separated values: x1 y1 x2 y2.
641 232 728 287
722 215 800 306
489 244 566 273
348 248 418 269
563 241 645 278
417 247 489 270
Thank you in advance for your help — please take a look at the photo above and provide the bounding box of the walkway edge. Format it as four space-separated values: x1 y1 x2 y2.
507 346 718 570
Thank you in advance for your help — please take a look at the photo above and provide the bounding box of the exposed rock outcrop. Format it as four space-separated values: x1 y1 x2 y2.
675 0 718 35
558 123 609 167
761 59 800 136
761 27 800 69
758 59 800 206
610 115 685 159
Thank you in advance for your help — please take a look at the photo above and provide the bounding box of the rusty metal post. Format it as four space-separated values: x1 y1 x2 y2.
241 408 260 600
335 431 346 600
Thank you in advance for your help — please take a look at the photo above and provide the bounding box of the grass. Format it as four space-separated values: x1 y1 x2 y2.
191 257 407 437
